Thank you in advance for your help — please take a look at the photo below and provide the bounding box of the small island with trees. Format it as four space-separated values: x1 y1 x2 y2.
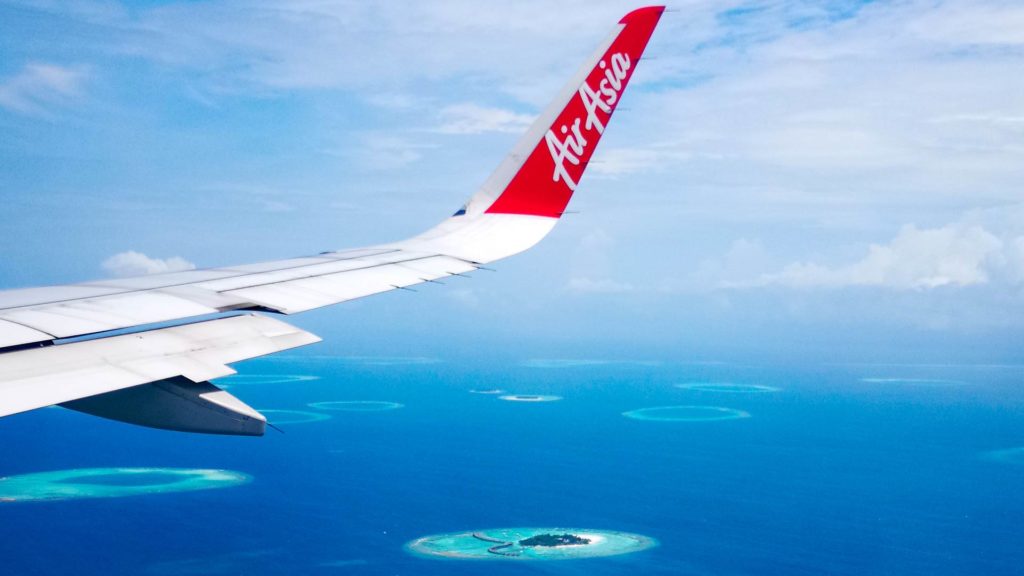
519 533 592 547
408 528 656 560
471 531 592 557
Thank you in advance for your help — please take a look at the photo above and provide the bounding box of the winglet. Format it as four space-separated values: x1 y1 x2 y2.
464 6 665 218
620 5 666 24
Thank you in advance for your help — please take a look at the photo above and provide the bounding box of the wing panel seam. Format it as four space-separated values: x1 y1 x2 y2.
216 254 458 292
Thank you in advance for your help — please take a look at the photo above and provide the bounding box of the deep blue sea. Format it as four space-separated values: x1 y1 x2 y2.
2 355 1023 575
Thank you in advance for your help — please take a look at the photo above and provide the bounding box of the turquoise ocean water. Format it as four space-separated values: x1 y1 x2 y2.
1 355 1023 574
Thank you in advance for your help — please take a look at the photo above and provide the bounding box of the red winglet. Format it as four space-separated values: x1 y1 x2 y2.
484 6 665 217
620 5 667 24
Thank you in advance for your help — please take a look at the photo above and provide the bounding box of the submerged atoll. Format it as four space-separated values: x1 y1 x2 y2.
675 382 780 393
469 389 507 395
521 359 611 369
258 409 331 425
307 401 404 412
336 356 440 366
213 374 320 387
981 447 1024 465
521 359 660 369
0 468 250 503
859 377 965 386
622 405 750 422
498 395 562 403
406 527 656 560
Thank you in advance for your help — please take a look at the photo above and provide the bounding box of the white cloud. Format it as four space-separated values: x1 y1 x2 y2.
757 223 1003 290
1011 237 1024 285
102 251 196 277
691 238 771 290
446 288 480 308
327 133 436 171
589 144 693 177
0 62 88 116
602 0 1024 218
59 0 632 96
260 200 295 213
565 228 633 294
435 103 534 134
910 3 1024 46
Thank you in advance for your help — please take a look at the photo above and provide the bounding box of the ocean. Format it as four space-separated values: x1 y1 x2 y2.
1 355 1022 575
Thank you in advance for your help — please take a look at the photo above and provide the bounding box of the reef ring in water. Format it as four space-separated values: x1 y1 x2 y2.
859 377 966 386
0 468 250 503
622 405 750 422
258 410 331 425
308 401 404 412
981 447 1024 465
675 382 780 393
213 374 320 387
498 395 562 403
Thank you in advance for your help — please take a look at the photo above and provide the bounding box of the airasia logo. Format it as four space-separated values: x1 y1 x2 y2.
544 52 632 191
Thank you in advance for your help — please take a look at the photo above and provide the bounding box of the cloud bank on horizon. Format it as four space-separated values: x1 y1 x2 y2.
0 0 1021 359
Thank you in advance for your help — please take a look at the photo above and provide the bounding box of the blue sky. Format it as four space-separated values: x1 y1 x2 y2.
1 0 1022 363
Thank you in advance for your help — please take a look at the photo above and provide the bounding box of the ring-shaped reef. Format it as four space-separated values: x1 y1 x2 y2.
258 409 332 425
0 468 250 503
213 374 320 386
859 377 965 386
675 382 780 393
981 447 1024 465
521 359 660 369
499 395 562 403
308 401 404 412
522 359 610 369
406 527 656 560
623 405 750 422
337 356 440 366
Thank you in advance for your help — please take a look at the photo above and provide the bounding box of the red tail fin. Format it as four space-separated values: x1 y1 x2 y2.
481 6 665 217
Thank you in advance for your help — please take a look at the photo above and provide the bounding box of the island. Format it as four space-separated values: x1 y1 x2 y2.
407 527 656 560
519 533 591 547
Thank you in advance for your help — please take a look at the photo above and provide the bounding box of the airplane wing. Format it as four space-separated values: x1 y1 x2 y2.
0 7 665 435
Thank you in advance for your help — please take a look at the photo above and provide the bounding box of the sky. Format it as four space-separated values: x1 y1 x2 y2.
1 0 1022 364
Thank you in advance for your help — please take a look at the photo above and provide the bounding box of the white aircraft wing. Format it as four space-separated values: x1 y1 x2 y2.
0 7 665 435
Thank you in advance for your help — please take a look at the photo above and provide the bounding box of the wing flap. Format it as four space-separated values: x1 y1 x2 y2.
0 314 320 418
0 319 52 348
62 378 267 436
